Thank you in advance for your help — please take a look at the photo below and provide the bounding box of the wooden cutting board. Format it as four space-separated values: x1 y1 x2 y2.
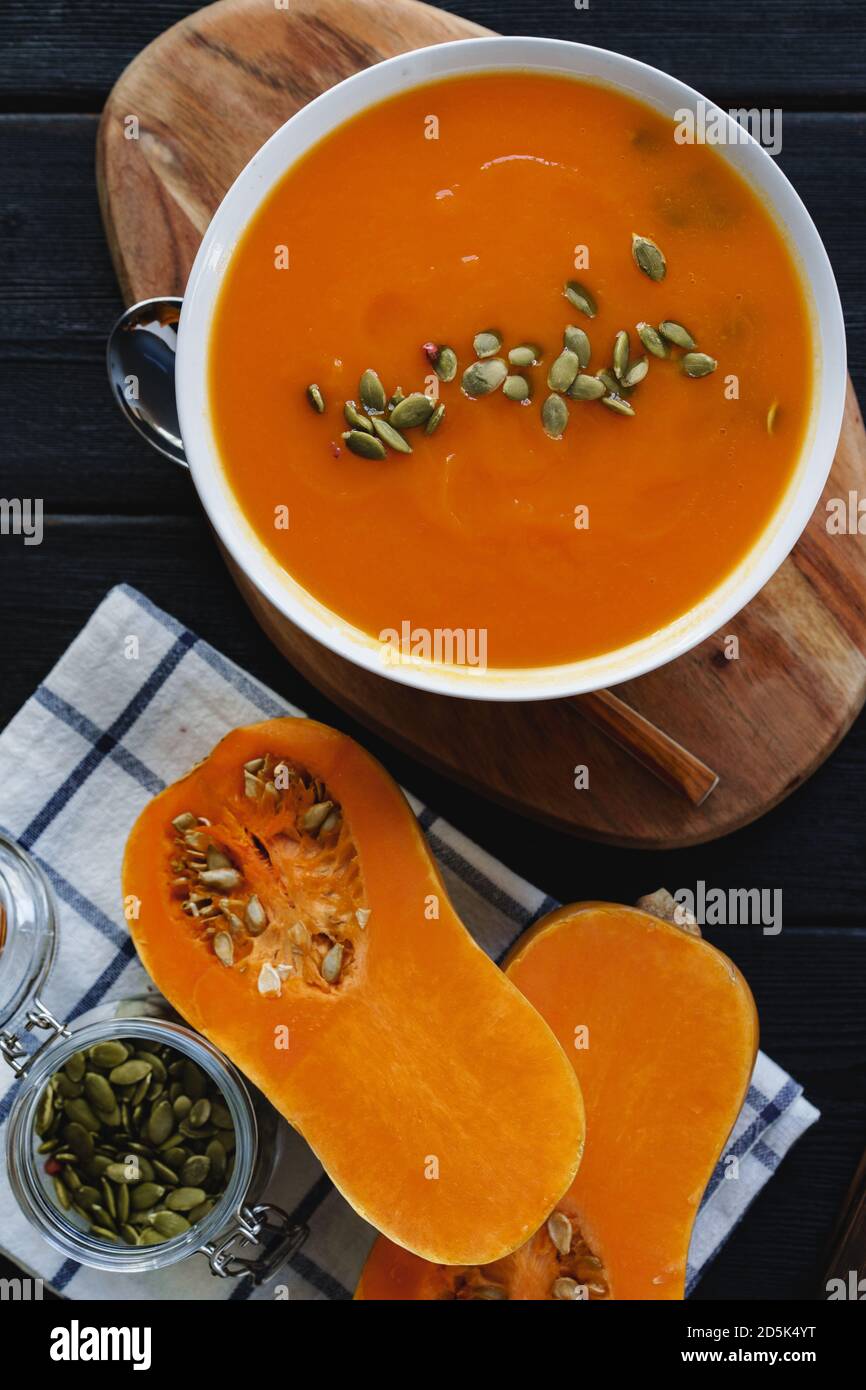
96 0 866 848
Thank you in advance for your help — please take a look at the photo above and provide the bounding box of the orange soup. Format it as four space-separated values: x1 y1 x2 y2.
210 72 812 669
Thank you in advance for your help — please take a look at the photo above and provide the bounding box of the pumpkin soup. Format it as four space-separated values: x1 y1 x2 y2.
209 72 812 670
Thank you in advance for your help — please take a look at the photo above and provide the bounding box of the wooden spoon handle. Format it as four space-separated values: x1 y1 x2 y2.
574 689 720 806
822 1145 866 1297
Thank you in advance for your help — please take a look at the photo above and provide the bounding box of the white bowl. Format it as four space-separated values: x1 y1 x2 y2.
176 36 846 702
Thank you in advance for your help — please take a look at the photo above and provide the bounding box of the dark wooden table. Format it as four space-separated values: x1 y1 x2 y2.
1 0 865 1301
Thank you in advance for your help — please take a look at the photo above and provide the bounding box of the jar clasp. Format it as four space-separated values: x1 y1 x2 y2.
0 998 70 1077
201 1203 308 1284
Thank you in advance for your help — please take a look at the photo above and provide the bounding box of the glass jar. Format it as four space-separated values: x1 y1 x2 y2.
0 834 307 1282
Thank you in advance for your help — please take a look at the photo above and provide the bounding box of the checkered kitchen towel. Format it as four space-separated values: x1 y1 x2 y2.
0 586 819 1300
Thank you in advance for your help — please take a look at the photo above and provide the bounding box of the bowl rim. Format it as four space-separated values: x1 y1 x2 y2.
176 35 847 702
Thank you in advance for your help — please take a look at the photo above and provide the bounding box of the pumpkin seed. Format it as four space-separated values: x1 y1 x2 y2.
305 384 325 413
658 320 696 350
343 401 374 434
503 374 530 403
622 356 649 389
471 1284 507 1300
188 1199 215 1224
64 1098 101 1132
563 326 591 368
91 1225 118 1241
206 1140 227 1183
355 908 371 929
213 931 234 966
76 1186 101 1211
432 345 458 382
188 1098 211 1129
116 1183 130 1225
162 1146 189 1172
612 330 630 382
372 417 413 454
52 1176 70 1210
131 1183 165 1212
563 280 597 318
172 1096 192 1121
601 395 636 417
64 1052 86 1084
244 894 268 935
631 233 666 281
425 402 445 434
138 1228 167 1246
90 1202 116 1231
343 429 387 460
121 1224 140 1245
199 868 242 892
359 368 386 413
90 1041 130 1070
681 352 717 378
473 330 502 359
105 1161 140 1184
84 1072 117 1114
547 1210 573 1255
321 942 344 984
100 1178 117 1218
35 1088 54 1137
300 800 333 832
548 348 580 393
258 962 282 998
389 392 435 430
64 1122 94 1161
147 1099 175 1147
152 1160 179 1185
180 1154 211 1187
109 1060 152 1086
596 368 621 396
636 321 668 358
552 1276 581 1301
152 1210 192 1239
136 1051 167 1083
508 343 541 368
462 358 507 397
165 1186 207 1212
542 394 569 439
568 374 606 401
182 1062 206 1101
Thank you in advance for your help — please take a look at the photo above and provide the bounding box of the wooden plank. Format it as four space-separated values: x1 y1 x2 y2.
1 0 865 107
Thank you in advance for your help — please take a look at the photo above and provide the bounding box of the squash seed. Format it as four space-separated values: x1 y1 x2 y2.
547 1210 573 1256
139 1228 167 1246
682 352 717 378
181 1154 211 1187
199 868 242 891
508 343 541 368
91 1225 118 1241
563 326 591 368
131 1183 165 1212
636 321 668 358
547 348 580 393
612 330 630 382
542 394 569 439
147 1099 175 1147
471 1284 507 1300
305 384 325 413
622 356 649 389
601 394 636 417
359 369 386 414
343 401 374 434
432 345 458 382
552 1276 582 1300
171 813 198 834
109 1060 152 1086
343 429 387 460
165 1186 207 1212
84 1072 117 1114
244 895 268 935
563 280 597 318
90 1040 130 1070
473 330 502 359
121 1224 140 1245
53 1176 70 1210
462 358 507 398
372 417 413 454
355 908 371 929
659 320 696 350
35 1088 54 1136
596 368 621 395
152 1210 192 1239
568 374 606 402
213 932 234 966
632 233 666 281
300 800 333 832
503 374 530 403
321 942 344 984
389 392 435 429
424 402 445 435
64 1098 101 1132
64 1052 86 1084
258 962 282 997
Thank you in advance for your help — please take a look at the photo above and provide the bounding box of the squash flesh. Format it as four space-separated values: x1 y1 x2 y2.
122 719 585 1264
356 901 758 1298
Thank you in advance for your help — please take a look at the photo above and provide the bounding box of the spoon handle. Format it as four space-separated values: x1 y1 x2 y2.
573 689 719 806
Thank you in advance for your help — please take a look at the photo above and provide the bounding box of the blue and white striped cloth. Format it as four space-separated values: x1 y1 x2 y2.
0 586 819 1299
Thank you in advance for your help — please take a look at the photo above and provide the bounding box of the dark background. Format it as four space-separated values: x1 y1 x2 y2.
1 0 865 1300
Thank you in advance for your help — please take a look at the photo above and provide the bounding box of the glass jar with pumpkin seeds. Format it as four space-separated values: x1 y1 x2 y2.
0 834 306 1279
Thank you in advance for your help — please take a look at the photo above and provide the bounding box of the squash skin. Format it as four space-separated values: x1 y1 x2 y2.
122 718 585 1265
356 900 758 1299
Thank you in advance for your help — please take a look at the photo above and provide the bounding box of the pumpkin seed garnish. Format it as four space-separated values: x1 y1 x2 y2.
636 322 668 358
682 352 718 378
372 416 413 454
305 384 325 413
622 356 649 389
343 429 387 460
473 330 502 359
632 233 666 282
568 374 606 401
425 402 445 435
612 330 630 382
432 345 458 382
659 320 696 350
547 348 580 393
563 326 591 369
343 401 374 434
596 368 621 396
563 280 597 318
462 358 508 398
508 343 542 368
503 374 531 403
601 394 636 417
542 394 569 439
389 392 435 429
359 368 386 414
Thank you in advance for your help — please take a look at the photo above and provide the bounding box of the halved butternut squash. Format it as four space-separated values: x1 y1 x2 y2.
122 718 585 1264
356 897 758 1298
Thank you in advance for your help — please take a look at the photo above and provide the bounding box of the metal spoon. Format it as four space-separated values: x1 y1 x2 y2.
106 296 187 466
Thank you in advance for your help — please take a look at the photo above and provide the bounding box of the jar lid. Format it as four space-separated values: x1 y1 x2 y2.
0 834 57 1037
